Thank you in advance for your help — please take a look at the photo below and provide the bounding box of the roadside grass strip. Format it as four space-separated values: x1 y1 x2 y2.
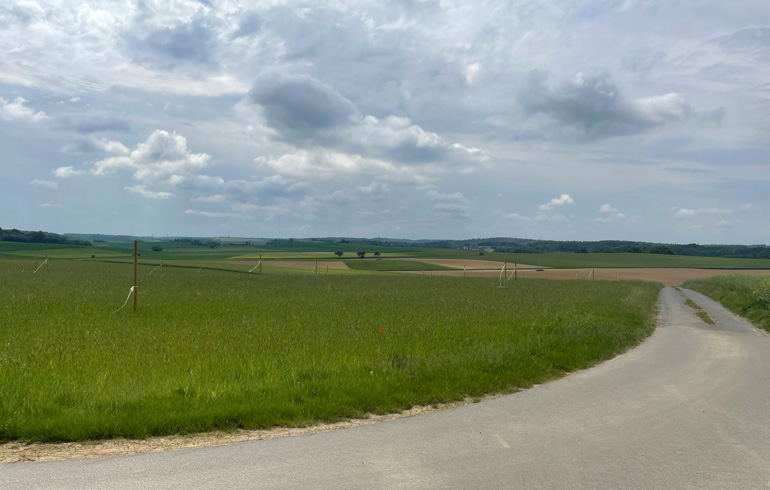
0 258 661 443
684 276 770 332
682 297 716 324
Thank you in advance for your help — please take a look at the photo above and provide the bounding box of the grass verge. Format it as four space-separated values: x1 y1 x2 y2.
683 276 770 332
0 258 661 443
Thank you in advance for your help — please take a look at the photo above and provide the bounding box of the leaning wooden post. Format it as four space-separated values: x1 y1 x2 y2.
46 254 49 274
133 240 138 312
504 257 507 288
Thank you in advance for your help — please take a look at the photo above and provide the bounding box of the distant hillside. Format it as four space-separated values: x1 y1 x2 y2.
419 237 770 259
0 228 91 246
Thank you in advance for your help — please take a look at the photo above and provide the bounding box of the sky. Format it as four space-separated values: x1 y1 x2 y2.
1 0 768 243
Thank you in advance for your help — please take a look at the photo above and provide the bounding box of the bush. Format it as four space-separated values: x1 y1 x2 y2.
151 245 163 252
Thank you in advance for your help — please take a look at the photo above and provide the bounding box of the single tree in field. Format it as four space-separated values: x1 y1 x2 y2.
374 251 381 258
334 251 343 258
357 251 366 258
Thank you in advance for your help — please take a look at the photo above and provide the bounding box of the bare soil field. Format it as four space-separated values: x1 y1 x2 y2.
400 267 770 286
390 258 544 269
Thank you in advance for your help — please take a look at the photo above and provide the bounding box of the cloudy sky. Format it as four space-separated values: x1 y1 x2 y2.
1 1 768 243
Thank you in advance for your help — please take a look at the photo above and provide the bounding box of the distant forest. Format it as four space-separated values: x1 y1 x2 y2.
0 228 91 247
419 238 770 259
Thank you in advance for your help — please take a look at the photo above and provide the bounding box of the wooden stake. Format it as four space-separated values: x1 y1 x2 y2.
46 254 49 274
592 268 595 281
133 240 138 312
514 262 517 281
504 257 507 288
160 261 163 278
259 255 262 275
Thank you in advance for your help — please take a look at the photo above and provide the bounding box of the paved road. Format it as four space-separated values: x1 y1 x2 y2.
3 287 770 489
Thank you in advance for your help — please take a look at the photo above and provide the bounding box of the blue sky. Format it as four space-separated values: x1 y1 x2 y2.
1 0 768 243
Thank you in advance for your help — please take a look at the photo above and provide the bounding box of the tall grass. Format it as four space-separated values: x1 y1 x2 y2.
0 258 661 442
683 275 770 331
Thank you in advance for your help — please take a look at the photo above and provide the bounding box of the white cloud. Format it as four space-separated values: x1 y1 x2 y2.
125 185 172 199
40 203 62 208
92 130 210 182
506 212 531 221
29 179 58 189
425 190 468 203
52 166 85 178
716 220 731 227
0 97 49 122
194 194 226 203
69 97 81 103
534 213 567 222
185 209 247 219
539 194 574 210
593 203 626 222
674 207 731 217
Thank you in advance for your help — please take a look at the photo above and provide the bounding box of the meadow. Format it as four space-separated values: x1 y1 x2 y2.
0 257 661 442
683 275 770 332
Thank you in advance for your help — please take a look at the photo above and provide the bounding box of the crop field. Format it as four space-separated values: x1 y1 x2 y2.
344 260 454 272
683 275 770 332
0 256 661 443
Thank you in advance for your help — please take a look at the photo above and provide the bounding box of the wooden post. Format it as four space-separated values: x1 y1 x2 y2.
504 257 507 288
46 254 49 274
592 268 595 281
315 261 318 275
259 255 262 275
133 240 138 312
463 265 466 278
514 262 517 281
160 261 163 278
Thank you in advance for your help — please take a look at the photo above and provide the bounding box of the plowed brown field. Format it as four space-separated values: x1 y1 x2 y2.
399 267 770 286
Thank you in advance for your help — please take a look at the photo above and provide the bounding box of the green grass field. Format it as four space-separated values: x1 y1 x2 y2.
683 276 770 332
0 257 661 442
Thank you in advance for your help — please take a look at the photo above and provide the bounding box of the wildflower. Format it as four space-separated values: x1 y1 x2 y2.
380 328 384 331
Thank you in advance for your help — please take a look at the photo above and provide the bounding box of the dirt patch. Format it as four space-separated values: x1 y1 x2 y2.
0 395 506 464
391 258 544 270
398 267 770 286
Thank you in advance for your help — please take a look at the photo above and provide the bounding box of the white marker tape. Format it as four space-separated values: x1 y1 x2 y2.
149 264 162 275
248 260 261 273
33 259 48 274
113 286 136 314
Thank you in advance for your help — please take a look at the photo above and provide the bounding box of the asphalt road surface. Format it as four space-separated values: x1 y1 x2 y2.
3 287 769 489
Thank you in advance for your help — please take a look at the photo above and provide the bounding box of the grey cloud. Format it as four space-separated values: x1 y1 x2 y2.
520 69 699 138
126 16 218 69
232 12 262 39
248 73 356 142
711 27 770 53
59 115 131 134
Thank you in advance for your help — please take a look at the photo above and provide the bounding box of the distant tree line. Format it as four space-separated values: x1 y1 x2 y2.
0 227 91 246
421 237 770 259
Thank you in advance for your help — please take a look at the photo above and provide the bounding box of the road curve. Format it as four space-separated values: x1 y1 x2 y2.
3 287 770 489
